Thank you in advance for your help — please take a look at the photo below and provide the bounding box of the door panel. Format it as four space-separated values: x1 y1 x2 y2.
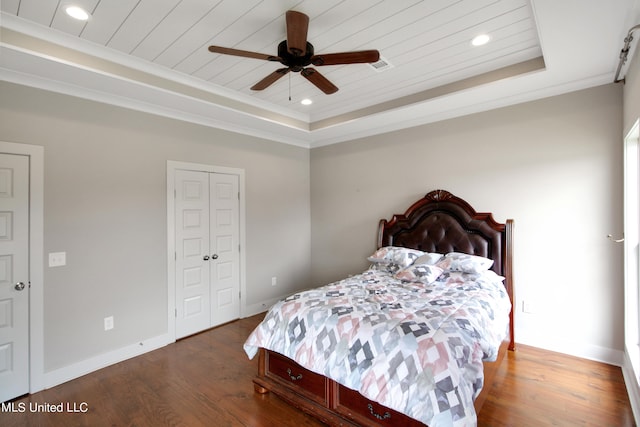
175 170 210 338
210 173 240 327
0 153 29 402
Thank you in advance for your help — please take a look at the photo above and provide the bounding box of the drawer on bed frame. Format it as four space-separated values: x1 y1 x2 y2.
265 351 329 405
334 384 425 427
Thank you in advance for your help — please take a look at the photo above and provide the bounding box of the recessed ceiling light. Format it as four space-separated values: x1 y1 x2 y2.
65 6 90 21
471 34 491 46
301 99 312 106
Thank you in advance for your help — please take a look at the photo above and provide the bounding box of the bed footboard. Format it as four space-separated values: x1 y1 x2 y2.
254 348 425 427
254 340 511 427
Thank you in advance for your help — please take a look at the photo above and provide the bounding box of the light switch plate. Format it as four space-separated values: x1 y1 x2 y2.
49 252 66 267
104 316 114 331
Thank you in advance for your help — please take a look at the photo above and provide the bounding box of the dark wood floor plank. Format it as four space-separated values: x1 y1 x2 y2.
477 344 635 427
1 315 635 426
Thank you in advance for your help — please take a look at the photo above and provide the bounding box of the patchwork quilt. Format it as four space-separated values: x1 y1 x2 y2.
244 267 511 427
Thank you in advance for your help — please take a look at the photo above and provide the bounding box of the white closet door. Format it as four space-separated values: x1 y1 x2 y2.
175 170 240 338
0 153 30 402
210 173 240 327
175 170 211 338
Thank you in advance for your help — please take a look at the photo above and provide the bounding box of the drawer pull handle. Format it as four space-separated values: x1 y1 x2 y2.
286 368 303 381
367 404 391 420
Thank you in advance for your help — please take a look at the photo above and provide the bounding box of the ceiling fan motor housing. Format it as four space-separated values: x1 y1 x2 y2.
208 10 379 94
278 40 314 72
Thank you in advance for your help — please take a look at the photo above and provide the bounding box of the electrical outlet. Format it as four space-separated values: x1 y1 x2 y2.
522 300 536 314
104 316 114 331
271 276 277 286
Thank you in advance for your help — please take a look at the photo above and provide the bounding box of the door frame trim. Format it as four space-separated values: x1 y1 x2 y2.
166 161 246 341
0 141 44 394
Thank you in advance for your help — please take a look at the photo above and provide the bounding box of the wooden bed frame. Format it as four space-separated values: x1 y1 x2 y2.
253 190 515 426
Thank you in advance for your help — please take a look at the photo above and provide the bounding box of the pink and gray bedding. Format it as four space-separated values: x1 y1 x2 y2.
244 254 511 427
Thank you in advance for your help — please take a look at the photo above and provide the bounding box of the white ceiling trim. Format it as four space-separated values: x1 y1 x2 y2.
1 1 637 149
308 70 614 148
0 42 313 148
0 28 611 149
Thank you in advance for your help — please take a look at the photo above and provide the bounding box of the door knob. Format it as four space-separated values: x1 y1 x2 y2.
211 254 218 260
15 282 26 291
203 255 210 261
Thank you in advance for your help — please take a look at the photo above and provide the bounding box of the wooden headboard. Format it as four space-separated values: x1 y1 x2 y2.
378 189 515 350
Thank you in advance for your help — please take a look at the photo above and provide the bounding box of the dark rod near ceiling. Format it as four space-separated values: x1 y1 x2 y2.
614 23 640 83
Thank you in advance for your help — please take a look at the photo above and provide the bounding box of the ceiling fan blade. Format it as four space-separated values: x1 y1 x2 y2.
301 68 338 94
286 10 309 56
251 68 290 91
208 45 279 61
311 50 380 66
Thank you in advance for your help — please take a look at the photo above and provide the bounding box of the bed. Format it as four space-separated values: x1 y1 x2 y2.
244 190 515 426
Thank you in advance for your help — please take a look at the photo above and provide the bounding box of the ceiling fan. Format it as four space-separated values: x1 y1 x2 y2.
208 10 380 95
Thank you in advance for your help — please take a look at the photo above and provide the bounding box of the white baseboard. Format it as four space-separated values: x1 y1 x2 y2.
40 295 283 392
622 351 640 425
516 333 624 366
243 296 284 318
42 333 173 390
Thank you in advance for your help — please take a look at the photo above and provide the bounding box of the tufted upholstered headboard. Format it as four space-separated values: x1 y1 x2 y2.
377 189 515 349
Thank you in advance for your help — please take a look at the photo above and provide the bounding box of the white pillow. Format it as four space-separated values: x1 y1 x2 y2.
367 246 424 273
435 252 494 273
413 252 444 265
395 264 444 284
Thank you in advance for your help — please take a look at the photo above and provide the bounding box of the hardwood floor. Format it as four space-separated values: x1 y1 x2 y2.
1 314 635 427
477 344 635 426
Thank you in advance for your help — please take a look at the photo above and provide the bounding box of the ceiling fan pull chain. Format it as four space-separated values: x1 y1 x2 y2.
289 72 292 101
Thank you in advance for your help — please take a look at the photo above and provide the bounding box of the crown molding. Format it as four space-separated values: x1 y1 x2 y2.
0 11 619 149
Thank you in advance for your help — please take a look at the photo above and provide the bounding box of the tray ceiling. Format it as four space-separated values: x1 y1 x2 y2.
1 0 638 147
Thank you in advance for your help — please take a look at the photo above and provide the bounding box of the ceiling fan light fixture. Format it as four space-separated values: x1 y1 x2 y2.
65 6 90 21
471 34 491 46
208 10 380 95
301 98 313 105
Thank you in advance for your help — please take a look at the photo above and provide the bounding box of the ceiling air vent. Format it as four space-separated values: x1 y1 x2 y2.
369 56 393 72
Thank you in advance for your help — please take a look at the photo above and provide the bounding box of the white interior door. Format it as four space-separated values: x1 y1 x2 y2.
175 170 240 338
210 173 240 327
175 170 211 338
0 153 30 402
